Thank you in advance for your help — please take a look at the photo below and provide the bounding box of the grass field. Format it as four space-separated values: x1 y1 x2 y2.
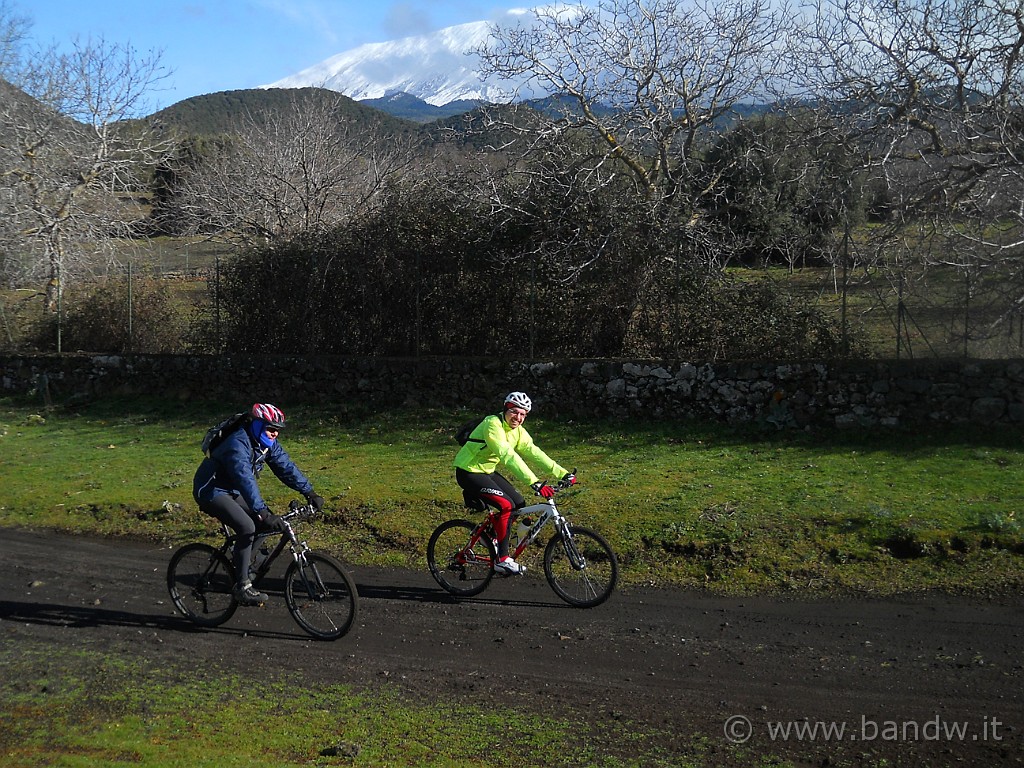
2 394 1022 595
1 639 752 768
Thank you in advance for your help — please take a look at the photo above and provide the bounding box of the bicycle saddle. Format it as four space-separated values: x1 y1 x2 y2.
461 490 489 513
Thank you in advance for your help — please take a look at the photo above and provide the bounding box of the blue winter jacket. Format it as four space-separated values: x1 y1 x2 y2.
192 422 313 515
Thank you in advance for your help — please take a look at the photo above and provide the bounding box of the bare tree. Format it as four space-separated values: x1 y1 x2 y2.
0 0 29 72
169 90 423 248
477 0 794 201
0 17 173 315
798 0 1024 214
469 0 799 293
793 0 1024 355
464 0 798 353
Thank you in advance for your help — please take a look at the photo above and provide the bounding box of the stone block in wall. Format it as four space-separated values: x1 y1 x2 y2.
774 364 800 380
961 363 985 378
835 412 861 428
939 396 970 419
674 381 693 398
697 363 716 382
931 382 961 397
970 397 1006 423
530 362 556 377
675 363 697 381
987 377 1010 393
897 378 932 394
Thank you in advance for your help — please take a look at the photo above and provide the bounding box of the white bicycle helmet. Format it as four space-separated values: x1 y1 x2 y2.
503 391 532 413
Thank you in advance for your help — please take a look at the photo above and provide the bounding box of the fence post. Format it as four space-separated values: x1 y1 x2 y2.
127 261 133 353
841 223 850 356
529 252 536 358
896 271 904 360
963 268 970 359
215 253 221 351
56 262 62 355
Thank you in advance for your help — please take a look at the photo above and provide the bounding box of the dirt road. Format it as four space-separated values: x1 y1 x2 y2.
1 528 1021 766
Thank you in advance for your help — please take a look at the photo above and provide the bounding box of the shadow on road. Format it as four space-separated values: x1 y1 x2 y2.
0 599 307 641
355 582 566 610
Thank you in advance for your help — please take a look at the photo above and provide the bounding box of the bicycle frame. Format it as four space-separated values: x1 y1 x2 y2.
246 505 352 611
510 501 561 559
216 503 316 580
467 497 583 568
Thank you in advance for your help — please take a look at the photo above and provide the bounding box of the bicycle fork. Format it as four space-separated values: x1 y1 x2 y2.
554 516 588 571
292 549 331 600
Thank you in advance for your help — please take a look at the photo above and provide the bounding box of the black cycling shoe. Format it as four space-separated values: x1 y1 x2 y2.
233 582 267 606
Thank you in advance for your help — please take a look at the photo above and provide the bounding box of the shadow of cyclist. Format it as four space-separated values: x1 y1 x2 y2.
0 599 307 641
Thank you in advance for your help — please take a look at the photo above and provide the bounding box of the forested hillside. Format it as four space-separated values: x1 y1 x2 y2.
149 87 421 138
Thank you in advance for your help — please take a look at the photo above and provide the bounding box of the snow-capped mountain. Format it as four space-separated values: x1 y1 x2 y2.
261 11 540 106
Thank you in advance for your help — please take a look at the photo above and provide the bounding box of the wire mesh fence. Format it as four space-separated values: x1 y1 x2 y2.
3 241 1024 361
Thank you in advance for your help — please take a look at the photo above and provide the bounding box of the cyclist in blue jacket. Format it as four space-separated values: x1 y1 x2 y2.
193 403 325 606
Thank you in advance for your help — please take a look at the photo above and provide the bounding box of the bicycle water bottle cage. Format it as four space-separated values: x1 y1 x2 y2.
461 490 489 513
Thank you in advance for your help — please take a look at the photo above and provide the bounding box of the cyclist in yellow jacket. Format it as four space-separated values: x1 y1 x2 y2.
454 391 576 576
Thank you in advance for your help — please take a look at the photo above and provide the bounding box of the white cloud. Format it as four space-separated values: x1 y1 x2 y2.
383 3 436 38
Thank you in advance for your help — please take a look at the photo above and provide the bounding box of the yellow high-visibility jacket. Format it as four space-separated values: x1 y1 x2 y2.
453 414 568 486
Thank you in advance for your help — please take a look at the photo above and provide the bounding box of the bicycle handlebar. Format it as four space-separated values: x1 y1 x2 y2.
285 500 318 523
557 468 578 490
534 468 579 496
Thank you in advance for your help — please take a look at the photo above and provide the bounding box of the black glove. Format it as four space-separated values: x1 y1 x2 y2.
258 510 288 532
306 493 325 512
562 472 578 487
531 481 556 499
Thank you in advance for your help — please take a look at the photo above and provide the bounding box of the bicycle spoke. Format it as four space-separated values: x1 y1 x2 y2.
427 519 495 597
284 552 358 640
167 543 238 627
544 526 618 608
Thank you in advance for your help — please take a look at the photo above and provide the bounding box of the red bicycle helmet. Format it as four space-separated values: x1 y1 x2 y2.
251 403 286 430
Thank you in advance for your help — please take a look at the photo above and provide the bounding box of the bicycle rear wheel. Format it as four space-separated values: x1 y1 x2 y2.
427 519 495 597
284 552 359 640
167 543 238 626
544 526 618 608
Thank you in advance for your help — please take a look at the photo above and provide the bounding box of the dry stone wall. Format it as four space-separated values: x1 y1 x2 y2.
2 354 1023 428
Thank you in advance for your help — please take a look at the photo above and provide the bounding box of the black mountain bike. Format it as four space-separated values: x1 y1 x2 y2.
167 500 358 640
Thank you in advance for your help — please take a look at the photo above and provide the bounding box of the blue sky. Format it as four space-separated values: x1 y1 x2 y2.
18 0 520 111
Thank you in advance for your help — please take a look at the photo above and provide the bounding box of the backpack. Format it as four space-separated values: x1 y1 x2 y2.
454 414 494 446
201 412 248 456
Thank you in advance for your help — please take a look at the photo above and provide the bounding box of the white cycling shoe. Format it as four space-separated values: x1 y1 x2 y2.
494 557 526 576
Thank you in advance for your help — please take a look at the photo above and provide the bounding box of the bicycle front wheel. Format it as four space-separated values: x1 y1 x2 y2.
544 526 618 608
284 552 359 640
167 543 238 626
427 519 495 597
